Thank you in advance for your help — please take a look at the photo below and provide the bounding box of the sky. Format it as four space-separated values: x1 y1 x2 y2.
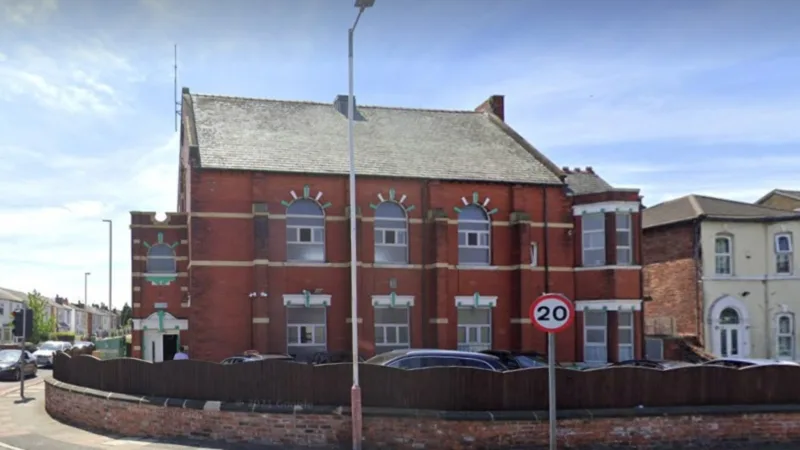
0 0 798 306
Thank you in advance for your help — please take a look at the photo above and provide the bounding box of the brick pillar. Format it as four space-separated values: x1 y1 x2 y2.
252 213 270 353
575 311 584 362
634 310 644 359
605 213 617 266
513 212 534 351
431 210 453 349
607 311 619 363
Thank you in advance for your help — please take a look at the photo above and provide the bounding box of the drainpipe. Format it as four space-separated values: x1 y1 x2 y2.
764 224 771 358
542 186 550 293
421 180 430 345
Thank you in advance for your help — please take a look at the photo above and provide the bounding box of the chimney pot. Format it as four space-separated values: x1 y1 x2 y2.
561 166 570 173
475 95 505 121
573 167 581 173
586 166 594 174
333 95 353 117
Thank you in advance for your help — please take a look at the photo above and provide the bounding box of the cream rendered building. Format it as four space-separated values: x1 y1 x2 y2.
702 219 800 359
643 194 800 361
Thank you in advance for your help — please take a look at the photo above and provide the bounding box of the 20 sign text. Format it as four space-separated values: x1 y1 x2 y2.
529 293 575 333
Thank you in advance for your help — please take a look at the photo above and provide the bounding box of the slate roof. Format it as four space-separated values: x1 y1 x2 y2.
755 189 800 205
0 287 26 303
183 91 565 184
562 167 616 195
643 194 800 229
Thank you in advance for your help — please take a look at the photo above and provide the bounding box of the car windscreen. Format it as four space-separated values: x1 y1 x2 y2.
39 342 60 351
0 350 21 363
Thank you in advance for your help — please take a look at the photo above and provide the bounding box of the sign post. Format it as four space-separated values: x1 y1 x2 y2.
19 305 27 400
530 293 575 450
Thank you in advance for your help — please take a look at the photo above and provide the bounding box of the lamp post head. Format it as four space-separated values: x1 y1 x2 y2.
354 0 374 8
85 272 91 276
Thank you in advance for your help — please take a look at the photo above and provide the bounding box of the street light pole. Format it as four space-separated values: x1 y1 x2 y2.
84 272 91 306
102 219 113 312
348 2 374 449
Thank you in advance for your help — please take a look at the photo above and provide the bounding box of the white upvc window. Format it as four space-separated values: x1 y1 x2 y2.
530 242 538 267
374 307 410 353
286 199 326 262
776 233 793 274
457 307 491 352
615 213 632 265
584 309 607 363
458 205 491 265
618 310 634 361
777 313 794 360
286 306 327 360
374 202 409 264
582 213 605 266
714 235 733 275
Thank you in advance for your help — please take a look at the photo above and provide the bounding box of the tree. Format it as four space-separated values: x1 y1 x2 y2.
27 290 56 343
120 304 132 329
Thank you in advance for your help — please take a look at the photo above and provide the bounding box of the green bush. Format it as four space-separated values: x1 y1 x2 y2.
49 332 76 343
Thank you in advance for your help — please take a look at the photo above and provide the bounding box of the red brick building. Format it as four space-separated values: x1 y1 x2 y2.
130 88 645 364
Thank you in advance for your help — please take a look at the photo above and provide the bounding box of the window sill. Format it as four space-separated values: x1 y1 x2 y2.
575 265 642 271
455 264 497 270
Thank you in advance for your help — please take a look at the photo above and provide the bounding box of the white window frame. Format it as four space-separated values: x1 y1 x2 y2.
146 244 177 274
618 311 634 361
583 309 607 364
582 213 606 267
714 235 733 275
374 306 410 351
374 202 409 264
286 306 327 350
286 200 326 263
457 205 491 266
777 313 794 360
615 212 632 265
456 307 492 352
775 233 793 274
530 242 538 267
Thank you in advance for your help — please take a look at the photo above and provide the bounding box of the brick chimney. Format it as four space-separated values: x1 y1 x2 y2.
475 95 505 121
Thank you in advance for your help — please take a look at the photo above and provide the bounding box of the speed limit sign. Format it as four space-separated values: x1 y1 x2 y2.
530 293 574 333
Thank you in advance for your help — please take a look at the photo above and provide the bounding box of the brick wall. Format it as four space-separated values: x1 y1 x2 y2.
643 222 702 338
46 379 800 449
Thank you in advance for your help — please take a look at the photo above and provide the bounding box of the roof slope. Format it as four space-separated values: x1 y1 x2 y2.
562 167 618 195
755 189 800 205
0 287 26 302
186 93 563 184
644 194 800 229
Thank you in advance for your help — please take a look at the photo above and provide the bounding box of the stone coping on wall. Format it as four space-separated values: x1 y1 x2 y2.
45 378 800 420
46 378 800 449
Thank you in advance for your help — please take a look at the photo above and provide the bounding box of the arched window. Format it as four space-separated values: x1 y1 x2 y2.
714 235 733 275
286 199 325 262
374 202 408 264
146 244 176 274
719 307 740 325
458 204 490 265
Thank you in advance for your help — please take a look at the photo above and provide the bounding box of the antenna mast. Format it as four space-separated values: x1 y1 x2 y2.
173 44 180 132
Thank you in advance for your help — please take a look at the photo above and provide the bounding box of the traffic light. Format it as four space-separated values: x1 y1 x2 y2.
11 309 33 340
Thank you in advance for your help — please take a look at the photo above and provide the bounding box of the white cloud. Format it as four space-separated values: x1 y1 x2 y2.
0 0 57 25
0 42 140 115
0 134 178 307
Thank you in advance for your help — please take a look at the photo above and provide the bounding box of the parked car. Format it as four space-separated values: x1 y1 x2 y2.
702 358 800 368
479 350 554 369
32 341 72 367
221 352 295 364
0 349 37 381
365 349 508 371
308 351 365 365
608 359 667 369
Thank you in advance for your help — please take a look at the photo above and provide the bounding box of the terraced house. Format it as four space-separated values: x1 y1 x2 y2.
130 89 645 363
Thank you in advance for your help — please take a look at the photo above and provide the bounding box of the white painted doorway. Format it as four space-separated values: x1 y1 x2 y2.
718 308 742 357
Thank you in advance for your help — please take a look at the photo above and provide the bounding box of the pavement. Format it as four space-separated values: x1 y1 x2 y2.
0 372 316 450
